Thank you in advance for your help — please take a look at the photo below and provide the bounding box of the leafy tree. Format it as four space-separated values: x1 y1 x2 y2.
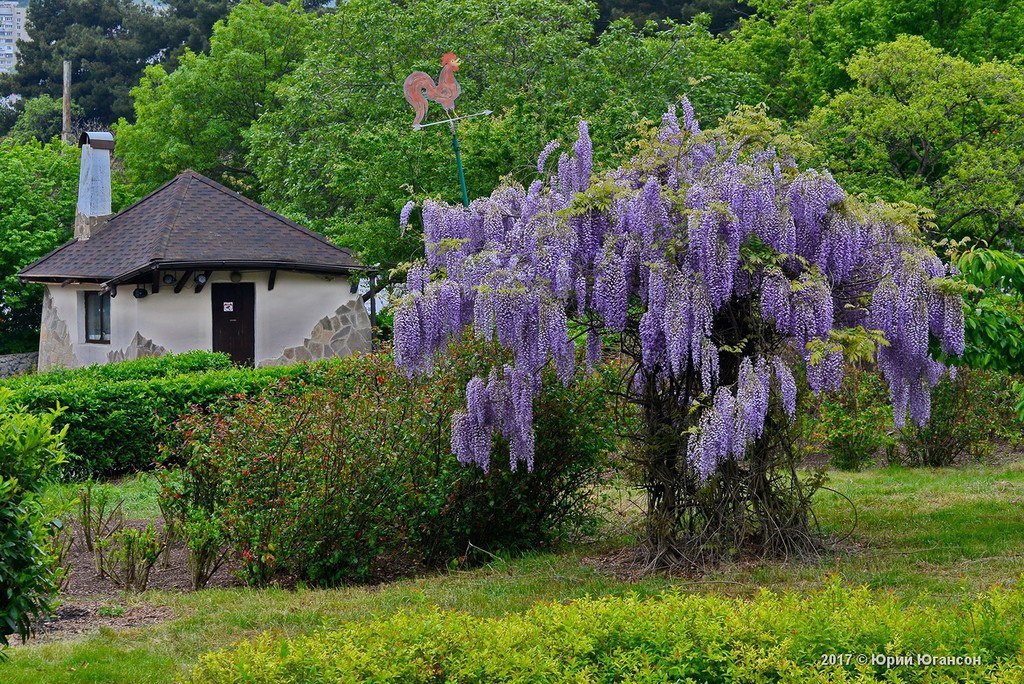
116 0 315 193
0 140 135 353
729 0 1024 119
0 0 173 124
6 95 84 144
393 104 965 562
948 244 1024 374
244 0 758 267
162 0 236 58
0 100 18 136
596 0 751 34
803 36 1024 248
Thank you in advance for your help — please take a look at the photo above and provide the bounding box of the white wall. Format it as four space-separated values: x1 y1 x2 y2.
47 270 365 367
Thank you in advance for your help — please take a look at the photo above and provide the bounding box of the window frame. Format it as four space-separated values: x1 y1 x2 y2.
83 291 111 344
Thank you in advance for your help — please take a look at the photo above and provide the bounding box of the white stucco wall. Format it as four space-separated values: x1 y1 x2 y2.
40 270 369 369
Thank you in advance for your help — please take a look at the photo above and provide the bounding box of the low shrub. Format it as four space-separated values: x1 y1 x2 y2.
814 368 895 471
896 368 1024 467
97 525 163 592
0 390 68 654
188 580 1024 683
0 352 312 477
811 367 1023 469
163 340 616 586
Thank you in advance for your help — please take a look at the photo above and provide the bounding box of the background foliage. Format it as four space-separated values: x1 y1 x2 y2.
0 141 134 353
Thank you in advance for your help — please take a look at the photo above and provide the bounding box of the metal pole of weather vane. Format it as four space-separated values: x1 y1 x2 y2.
403 52 491 208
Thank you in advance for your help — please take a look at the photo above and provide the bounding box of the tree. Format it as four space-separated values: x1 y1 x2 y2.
6 95 85 144
596 0 751 34
244 0 758 268
948 244 1024 374
392 103 965 565
0 0 173 124
0 140 135 353
116 0 315 194
728 0 1024 119
803 36 1024 248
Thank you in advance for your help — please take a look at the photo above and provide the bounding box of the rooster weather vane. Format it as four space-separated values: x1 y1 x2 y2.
403 52 491 207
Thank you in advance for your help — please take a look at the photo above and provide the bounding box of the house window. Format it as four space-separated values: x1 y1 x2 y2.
84 291 111 343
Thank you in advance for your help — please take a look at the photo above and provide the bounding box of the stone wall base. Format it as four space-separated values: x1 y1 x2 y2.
0 352 38 378
262 299 371 366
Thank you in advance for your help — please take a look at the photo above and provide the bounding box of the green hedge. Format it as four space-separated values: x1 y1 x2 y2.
0 352 309 477
188 581 1024 682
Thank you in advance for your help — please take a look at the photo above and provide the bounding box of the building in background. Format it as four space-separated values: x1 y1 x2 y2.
0 2 28 74
20 132 373 370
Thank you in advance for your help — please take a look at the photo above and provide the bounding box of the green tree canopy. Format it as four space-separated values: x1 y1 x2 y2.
0 140 135 353
6 95 85 144
116 0 315 193
803 36 1024 248
0 0 174 124
596 0 751 34
729 0 1024 119
243 0 758 267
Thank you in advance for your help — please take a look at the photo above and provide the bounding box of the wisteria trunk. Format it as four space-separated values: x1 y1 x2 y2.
628 319 818 568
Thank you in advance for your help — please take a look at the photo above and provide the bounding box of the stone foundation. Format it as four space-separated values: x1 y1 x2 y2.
262 299 371 366
38 289 75 371
0 352 38 378
107 332 168 363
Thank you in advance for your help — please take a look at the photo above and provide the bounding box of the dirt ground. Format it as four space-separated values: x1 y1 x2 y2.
13 521 238 646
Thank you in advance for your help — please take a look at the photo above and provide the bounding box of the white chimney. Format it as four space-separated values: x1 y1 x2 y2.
74 131 114 241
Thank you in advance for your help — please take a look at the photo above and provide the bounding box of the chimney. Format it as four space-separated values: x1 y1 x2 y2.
74 131 114 241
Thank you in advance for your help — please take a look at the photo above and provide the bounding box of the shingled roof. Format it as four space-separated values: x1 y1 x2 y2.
19 170 365 284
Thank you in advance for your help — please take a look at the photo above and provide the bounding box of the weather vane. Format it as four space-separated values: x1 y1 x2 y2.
404 52 491 207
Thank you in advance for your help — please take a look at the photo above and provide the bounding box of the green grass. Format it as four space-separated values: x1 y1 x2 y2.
43 473 164 520
6 461 1024 683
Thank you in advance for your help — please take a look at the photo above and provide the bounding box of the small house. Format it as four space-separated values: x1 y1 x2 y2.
19 132 372 370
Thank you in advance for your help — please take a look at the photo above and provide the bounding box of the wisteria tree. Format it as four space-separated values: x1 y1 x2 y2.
394 102 966 566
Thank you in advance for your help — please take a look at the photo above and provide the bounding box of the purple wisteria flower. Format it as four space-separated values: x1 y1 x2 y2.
394 99 965 475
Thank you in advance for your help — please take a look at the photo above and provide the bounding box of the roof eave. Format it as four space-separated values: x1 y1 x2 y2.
105 260 374 286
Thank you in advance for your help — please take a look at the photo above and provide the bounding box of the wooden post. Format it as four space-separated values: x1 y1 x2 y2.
62 60 72 144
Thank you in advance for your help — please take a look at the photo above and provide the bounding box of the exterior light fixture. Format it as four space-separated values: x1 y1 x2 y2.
195 273 209 286
109 286 117 298
230 271 242 283
133 287 148 299
163 273 176 285
350 278 359 294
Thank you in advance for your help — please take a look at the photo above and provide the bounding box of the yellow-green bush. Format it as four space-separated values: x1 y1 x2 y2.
187 581 1024 683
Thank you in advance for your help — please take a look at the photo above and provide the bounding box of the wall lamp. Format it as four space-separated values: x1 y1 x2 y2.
133 287 148 299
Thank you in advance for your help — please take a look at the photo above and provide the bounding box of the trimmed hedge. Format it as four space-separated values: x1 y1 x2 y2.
188 581 1024 682
0 352 310 477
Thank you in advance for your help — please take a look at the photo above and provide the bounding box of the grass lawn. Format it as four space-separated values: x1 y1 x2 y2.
5 461 1024 683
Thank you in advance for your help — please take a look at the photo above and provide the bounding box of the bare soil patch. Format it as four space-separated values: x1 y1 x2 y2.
13 520 239 646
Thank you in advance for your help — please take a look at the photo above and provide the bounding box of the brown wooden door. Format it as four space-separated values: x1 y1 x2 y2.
211 283 255 366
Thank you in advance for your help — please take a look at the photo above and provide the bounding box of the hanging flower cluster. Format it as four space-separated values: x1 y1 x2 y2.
394 102 965 475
